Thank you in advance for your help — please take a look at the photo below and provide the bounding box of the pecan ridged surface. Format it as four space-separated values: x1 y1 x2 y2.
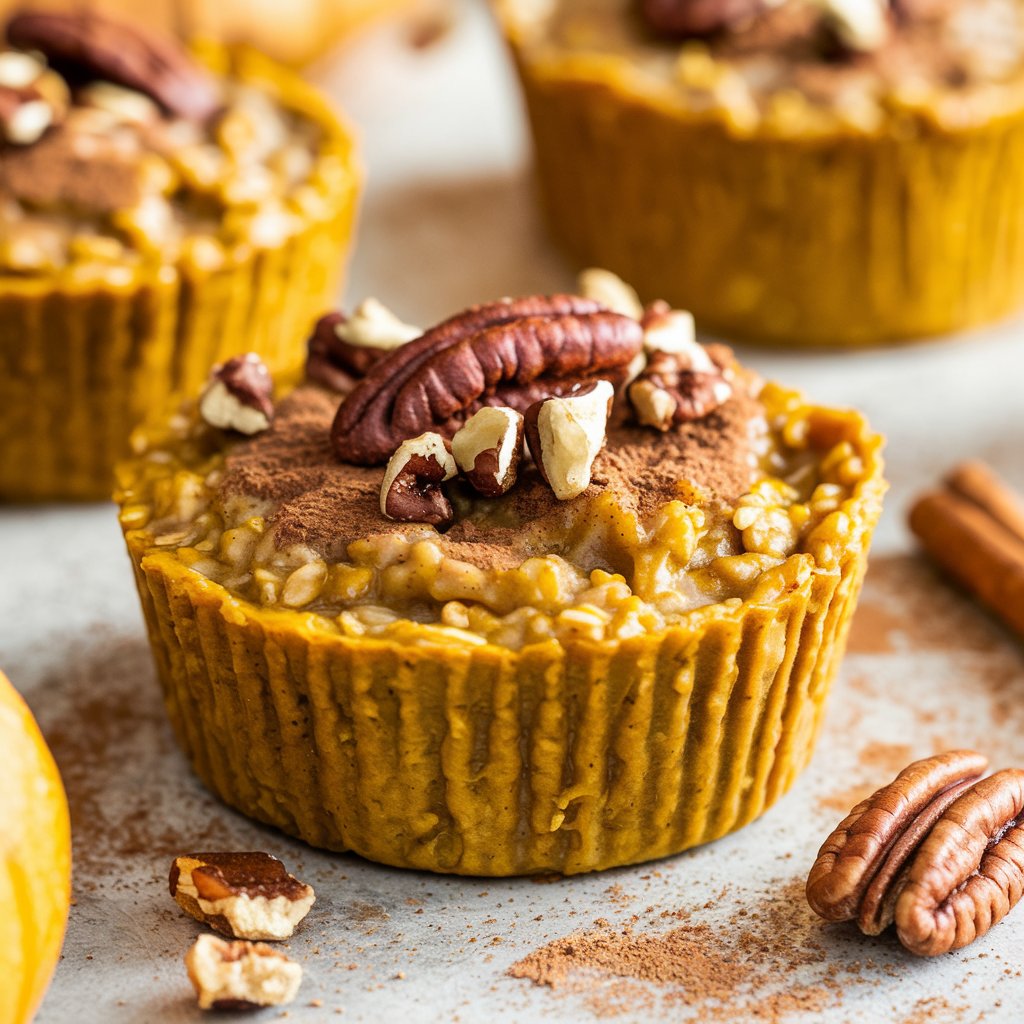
6 10 219 121
641 0 765 37
331 295 643 466
807 750 1024 955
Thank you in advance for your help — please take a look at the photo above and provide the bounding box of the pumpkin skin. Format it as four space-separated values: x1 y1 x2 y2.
0 671 71 1024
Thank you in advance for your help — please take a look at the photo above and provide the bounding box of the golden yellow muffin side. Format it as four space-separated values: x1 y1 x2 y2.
119 396 884 876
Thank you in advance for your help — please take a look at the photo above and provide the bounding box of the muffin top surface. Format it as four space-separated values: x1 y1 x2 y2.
504 0 1024 131
0 10 346 278
119 272 886 650
220 361 762 570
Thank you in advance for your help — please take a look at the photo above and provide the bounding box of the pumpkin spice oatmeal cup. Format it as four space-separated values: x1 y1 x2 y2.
496 0 1024 347
116 272 885 876
0 10 359 500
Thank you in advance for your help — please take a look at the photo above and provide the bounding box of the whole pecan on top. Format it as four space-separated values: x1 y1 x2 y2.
640 0 765 37
5 10 220 121
807 750 1024 956
330 295 644 466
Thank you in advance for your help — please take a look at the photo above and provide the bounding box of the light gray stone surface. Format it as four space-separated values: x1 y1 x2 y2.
3 2 1024 1020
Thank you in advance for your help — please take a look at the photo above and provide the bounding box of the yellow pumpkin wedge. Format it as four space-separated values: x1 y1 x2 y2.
0 671 71 1024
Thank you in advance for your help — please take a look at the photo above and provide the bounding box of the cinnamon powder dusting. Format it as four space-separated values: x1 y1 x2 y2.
508 878 862 1021
220 372 764 569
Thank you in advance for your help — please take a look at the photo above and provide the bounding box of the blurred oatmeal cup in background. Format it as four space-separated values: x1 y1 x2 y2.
495 0 1024 347
0 9 360 501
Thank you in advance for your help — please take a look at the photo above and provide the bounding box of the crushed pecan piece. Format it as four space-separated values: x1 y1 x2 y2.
331 294 643 466
524 380 614 501
451 406 524 498
628 322 732 431
380 431 458 527
185 934 302 1011
6 9 220 121
307 300 420 393
169 852 314 941
199 354 274 435
0 83 52 145
808 750 1024 955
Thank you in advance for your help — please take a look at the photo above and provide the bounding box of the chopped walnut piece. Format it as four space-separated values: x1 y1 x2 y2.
185 934 302 1011
169 852 315 941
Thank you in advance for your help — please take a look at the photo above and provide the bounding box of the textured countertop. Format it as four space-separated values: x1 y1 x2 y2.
4 2 1024 1021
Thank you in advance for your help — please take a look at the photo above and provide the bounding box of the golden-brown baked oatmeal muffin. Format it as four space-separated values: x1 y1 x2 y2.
117 272 886 875
496 0 1024 346
0 9 359 500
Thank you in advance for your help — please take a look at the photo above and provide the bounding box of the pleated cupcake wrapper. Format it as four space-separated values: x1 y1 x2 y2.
500 34 1024 347
0 48 359 502
126 528 871 876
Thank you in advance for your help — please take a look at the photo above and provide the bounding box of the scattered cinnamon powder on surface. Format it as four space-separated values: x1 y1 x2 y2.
508 877 859 1022
858 740 914 777
34 632 248 879
845 555 1019 656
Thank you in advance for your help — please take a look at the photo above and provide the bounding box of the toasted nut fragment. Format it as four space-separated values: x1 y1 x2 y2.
577 268 643 320
380 432 458 527
6 10 221 121
185 933 302 1011
0 51 45 90
451 407 524 497
524 380 614 501
812 0 890 52
0 84 53 145
306 301 420 393
629 380 680 432
199 354 274 435
169 852 315 941
641 304 714 369
336 297 421 351
628 332 733 431
629 359 732 430
807 750 1024 956
78 81 158 124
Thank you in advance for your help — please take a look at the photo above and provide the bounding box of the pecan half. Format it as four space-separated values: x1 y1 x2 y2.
808 750 1024 955
331 295 643 466
5 10 220 121
641 0 765 37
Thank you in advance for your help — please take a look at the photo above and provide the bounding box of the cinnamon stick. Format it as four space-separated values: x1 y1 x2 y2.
909 464 1024 641
946 461 1024 545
